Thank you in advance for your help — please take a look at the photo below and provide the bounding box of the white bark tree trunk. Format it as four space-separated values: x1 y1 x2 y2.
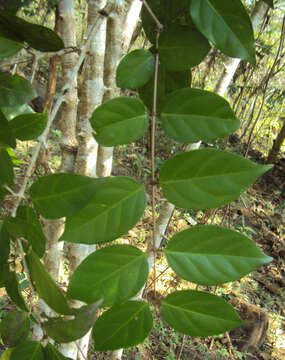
214 0 269 97
97 3 123 177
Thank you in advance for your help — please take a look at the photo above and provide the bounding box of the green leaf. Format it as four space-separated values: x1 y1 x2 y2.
43 302 101 343
10 340 44 360
9 112 47 141
4 206 46 257
92 301 153 351
0 311 30 347
158 24 210 70
161 290 244 337
0 349 13 360
0 110 16 148
26 250 73 315
0 148 14 186
0 37 23 59
67 245 149 307
90 97 148 146
5 272 29 312
139 64 191 113
30 173 104 219
159 149 272 210
0 11 64 52
141 0 190 44
0 263 9 287
263 0 274 8
161 88 240 143
61 177 147 244
165 225 273 286
43 343 71 360
0 221 10 266
116 50 155 89
190 0 256 64
0 73 37 107
1 103 34 120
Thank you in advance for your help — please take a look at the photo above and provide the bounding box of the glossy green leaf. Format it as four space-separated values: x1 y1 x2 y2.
161 88 240 142
9 112 47 141
0 110 16 148
161 290 243 336
0 311 29 347
26 250 73 315
139 64 191 113
158 24 210 71
5 272 29 312
92 301 152 351
4 206 46 257
61 177 147 244
10 341 44 360
0 221 10 266
1 103 34 121
43 302 101 343
0 37 23 59
68 245 149 307
0 148 14 186
190 0 256 64
30 173 104 219
159 149 272 210
116 50 154 88
165 225 273 285
141 0 190 43
0 73 37 107
90 97 148 146
0 11 64 52
43 343 71 360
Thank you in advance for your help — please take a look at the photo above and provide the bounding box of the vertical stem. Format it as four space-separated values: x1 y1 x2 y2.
150 28 160 298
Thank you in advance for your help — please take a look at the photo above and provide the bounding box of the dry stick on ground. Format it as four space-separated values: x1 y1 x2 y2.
245 13 285 157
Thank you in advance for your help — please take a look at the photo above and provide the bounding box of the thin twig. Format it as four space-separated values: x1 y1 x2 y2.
140 0 163 30
177 334 185 360
150 27 161 300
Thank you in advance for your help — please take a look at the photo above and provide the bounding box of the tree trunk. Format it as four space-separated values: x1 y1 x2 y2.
214 0 269 97
267 117 285 163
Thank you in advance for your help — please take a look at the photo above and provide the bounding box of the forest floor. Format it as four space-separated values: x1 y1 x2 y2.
0 132 284 360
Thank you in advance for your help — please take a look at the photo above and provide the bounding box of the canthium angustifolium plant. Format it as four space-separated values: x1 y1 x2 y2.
0 0 273 357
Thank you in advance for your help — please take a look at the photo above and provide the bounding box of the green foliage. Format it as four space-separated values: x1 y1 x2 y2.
159 149 272 210
92 301 153 351
5 271 29 312
164 225 272 285
30 173 104 219
43 302 101 343
67 245 149 307
26 249 73 315
9 112 48 141
190 0 256 64
5 205 46 257
90 97 148 146
116 49 154 88
161 88 240 142
0 11 64 52
161 290 244 337
158 24 210 70
0 311 29 347
0 0 273 356
0 73 37 107
60 177 147 244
